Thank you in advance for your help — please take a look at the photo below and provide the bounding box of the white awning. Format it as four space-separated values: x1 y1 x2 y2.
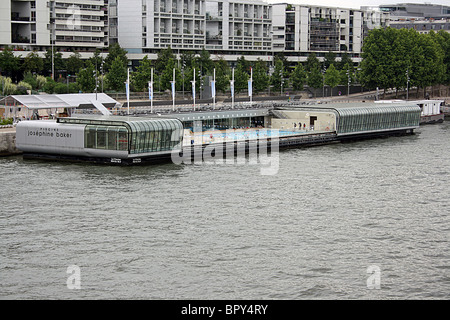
0 93 120 110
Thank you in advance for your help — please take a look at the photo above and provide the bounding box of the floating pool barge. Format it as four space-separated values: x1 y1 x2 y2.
16 102 422 165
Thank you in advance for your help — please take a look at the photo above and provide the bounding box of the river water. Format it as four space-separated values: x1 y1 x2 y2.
0 122 449 300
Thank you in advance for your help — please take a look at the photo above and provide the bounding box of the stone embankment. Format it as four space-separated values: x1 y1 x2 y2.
0 127 21 156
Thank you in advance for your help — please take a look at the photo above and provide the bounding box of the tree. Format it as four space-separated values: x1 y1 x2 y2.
291 62 307 91
43 48 65 78
304 53 320 72
323 51 337 70
131 55 153 91
66 52 84 76
76 61 96 92
432 30 450 84
0 47 21 81
214 57 230 94
22 51 44 75
104 43 127 72
155 47 176 73
159 57 183 91
1 77 17 95
252 59 269 93
338 52 353 71
196 48 214 76
361 27 446 98
234 64 249 95
89 48 103 72
339 62 356 87
270 58 284 93
106 57 128 92
324 64 340 97
410 32 445 97
22 72 37 89
360 28 398 95
307 67 323 98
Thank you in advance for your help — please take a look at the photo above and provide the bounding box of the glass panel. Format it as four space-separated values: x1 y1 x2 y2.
108 127 118 150
96 127 107 149
118 128 128 151
85 125 96 148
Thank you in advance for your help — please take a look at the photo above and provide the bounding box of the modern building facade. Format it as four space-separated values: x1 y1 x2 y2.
0 0 109 55
0 0 398 65
377 3 450 19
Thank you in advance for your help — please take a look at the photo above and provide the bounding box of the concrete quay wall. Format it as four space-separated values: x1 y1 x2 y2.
0 129 21 156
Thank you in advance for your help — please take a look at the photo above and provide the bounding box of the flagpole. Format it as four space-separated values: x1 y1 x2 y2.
231 68 235 109
172 68 175 112
213 68 216 110
149 67 153 113
127 67 130 115
250 67 253 105
192 68 196 112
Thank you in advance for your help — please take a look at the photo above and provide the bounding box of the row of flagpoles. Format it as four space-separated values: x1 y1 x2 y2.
125 67 254 115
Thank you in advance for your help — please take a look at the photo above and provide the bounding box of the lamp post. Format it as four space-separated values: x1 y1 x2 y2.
346 69 350 97
406 69 410 100
322 67 326 98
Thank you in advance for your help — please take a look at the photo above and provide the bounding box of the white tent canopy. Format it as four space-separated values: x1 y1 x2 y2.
0 93 120 116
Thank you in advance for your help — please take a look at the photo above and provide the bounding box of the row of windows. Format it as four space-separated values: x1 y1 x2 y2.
337 108 420 133
85 125 128 151
128 119 183 154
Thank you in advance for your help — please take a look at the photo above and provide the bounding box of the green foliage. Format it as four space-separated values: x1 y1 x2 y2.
324 64 340 96
1 77 17 95
196 48 214 76
234 58 249 94
159 58 180 91
106 57 127 92
22 51 44 74
214 58 230 94
66 52 85 75
43 48 65 78
104 43 128 72
131 55 153 92
304 53 320 72
16 81 32 94
0 46 21 80
270 58 285 92
76 62 96 93
307 67 323 91
361 27 447 93
0 118 13 125
291 62 307 91
35 75 47 90
155 47 176 74
43 77 56 94
323 51 337 70
22 71 37 89
252 59 269 93
89 48 104 72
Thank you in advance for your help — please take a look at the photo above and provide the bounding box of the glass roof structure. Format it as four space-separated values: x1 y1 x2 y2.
0 93 120 115
58 116 184 155
277 102 422 135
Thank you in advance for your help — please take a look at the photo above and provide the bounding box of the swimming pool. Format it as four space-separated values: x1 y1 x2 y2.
183 128 307 146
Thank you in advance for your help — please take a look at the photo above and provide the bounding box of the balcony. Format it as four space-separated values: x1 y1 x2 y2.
11 13 30 22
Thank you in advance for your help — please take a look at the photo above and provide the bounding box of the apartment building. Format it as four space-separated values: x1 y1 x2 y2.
377 3 450 19
0 0 394 66
0 0 109 54
204 0 272 53
272 3 389 64
115 0 207 53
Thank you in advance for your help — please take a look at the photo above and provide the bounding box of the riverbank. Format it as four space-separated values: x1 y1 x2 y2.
0 127 21 156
